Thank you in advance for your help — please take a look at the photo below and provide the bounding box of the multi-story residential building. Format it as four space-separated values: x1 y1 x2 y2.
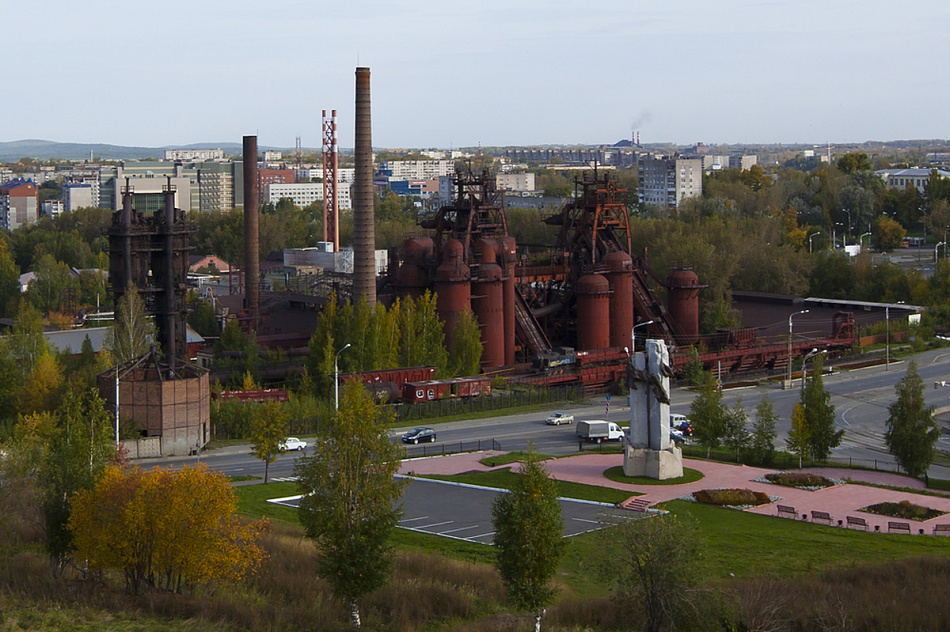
41 199 64 218
379 159 455 180
295 167 356 184
729 155 757 170
63 182 96 212
164 149 224 161
264 182 352 210
0 178 38 229
496 172 536 193
388 179 438 197
875 168 950 193
637 156 702 208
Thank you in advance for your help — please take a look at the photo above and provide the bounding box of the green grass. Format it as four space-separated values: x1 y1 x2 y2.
658 499 950 579
227 474 261 482
418 470 635 504
234 481 301 524
479 451 556 467
602 465 705 485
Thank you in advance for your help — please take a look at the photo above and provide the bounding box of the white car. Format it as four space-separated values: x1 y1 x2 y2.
279 437 307 452
546 412 574 426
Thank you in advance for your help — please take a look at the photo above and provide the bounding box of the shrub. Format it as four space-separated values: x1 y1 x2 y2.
692 488 771 507
861 500 946 521
764 471 836 489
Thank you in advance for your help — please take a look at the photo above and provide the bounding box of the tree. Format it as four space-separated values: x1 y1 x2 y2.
447 309 482 377
40 385 117 575
872 215 907 253
689 373 728 457
837 152 871 174
885 361 940 478
722 398 751 459
109 280 154 363
294 382 407 628
787 403 810 468
750 396 778 466
491 450 566 632
801 354 843 461
69 464 268 594
250 401 289 483
0 239 21 318
595 513 705 632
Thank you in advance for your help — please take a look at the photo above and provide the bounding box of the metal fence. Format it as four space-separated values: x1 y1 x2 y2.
682 446 907 475
394 385 581 423
402 438 503 459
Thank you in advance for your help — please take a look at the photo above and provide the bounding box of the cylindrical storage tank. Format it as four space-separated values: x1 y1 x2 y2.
471 240 505 368
605 251 634 349
395 237 433 300
499 237 517 365
576 273 611 351
434 239 471 350
668 268 703 344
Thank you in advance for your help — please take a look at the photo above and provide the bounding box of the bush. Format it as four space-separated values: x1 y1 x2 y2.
764 471 836 489
862 500 946 521
692 488 771 507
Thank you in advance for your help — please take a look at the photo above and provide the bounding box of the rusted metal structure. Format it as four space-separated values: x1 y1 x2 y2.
353 67 376 306
243 135 260 331
107 177 193 367
103 179 209 455
322 109 339 251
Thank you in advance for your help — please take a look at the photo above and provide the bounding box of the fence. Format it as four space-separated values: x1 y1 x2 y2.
682 445 906 475
403 438 502 459
394 385 580 423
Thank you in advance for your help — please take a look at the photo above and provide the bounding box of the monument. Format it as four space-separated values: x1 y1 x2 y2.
623 338 684 479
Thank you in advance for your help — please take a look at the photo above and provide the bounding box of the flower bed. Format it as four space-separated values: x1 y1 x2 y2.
763 471 838 490
861 500 947 522
693 488 771 507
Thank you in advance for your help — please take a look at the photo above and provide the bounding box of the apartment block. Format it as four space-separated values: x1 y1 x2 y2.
0 178 38 230
637 156 702 208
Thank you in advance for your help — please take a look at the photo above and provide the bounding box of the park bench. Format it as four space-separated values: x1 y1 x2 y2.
810 510 833 525
888 521 911 534
776 505 797 519
933 524 950 536
846 516 868 531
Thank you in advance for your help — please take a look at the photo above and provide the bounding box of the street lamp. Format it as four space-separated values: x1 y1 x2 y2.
842 209 852 243
936 242 945 263
801 348 824 397
860 232 872 249
787 310 809 389
334 343 352 412
808 231 821 254
631 320 654 353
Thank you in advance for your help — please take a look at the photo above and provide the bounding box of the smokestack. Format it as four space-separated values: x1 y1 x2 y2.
243 135 260 331
353 67 376 306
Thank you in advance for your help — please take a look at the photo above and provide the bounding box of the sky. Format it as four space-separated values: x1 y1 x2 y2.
5 0 948 150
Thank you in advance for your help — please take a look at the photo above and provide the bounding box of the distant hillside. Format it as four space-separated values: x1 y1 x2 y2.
0 140 282 162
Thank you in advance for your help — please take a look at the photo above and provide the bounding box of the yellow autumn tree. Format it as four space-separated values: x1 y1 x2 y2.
69 464 268 594
17 352 64 415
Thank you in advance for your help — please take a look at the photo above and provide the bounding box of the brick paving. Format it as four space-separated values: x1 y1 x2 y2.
400 451 950 535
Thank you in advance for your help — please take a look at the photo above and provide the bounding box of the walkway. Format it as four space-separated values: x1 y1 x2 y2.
399 452 950 534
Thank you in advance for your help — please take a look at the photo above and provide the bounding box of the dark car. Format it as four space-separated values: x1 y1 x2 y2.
401 427 437 444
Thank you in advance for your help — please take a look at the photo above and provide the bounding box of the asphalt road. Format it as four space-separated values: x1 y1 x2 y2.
150 346 950 481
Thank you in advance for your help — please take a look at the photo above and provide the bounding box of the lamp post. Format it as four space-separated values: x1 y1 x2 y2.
787 310 809 389
842 209 852 243
801 348 823 397
936 242 945 263
334 343 351 412
631 320 654 353
808 231 821 253
860 232 872 250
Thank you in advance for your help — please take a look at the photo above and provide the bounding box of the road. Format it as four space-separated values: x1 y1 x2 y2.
149 347 950 480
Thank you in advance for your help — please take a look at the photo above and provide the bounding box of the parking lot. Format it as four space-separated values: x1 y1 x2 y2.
268 476 636 545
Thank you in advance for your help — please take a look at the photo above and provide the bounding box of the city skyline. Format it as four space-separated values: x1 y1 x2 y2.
5 0 947 150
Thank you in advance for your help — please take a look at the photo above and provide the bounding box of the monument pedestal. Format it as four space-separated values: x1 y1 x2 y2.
623 445 684 480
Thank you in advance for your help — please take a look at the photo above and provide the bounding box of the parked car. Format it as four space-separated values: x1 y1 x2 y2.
546 412 574 426
669 427 687 445
670 414 692 436
402 427 437 444
279 437 307 452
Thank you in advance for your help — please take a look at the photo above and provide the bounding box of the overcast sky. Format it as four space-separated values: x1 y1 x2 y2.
5 0 947 149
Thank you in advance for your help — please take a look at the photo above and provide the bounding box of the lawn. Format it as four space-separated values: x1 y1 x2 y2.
419 469 635 504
